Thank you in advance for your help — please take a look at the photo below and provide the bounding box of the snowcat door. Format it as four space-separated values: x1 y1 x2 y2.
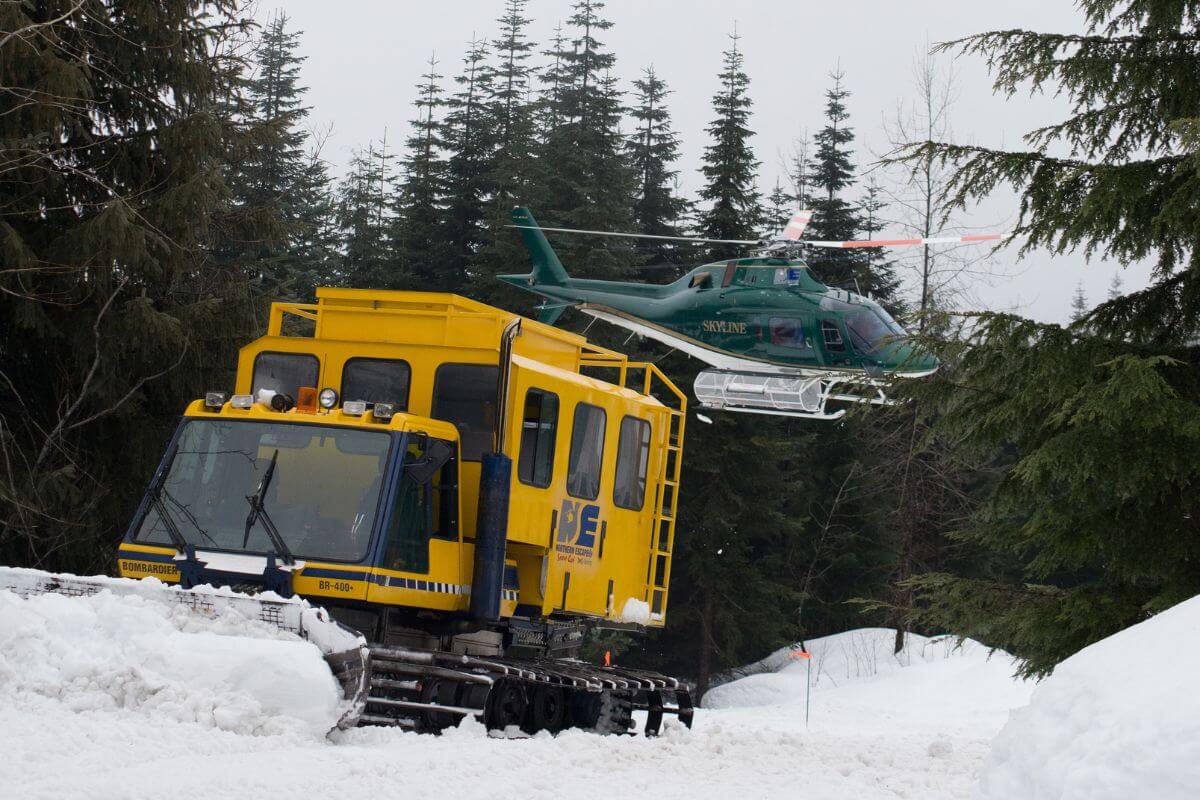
368 429 467 613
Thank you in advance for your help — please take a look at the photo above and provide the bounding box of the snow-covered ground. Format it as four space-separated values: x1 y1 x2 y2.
0 582 1044 800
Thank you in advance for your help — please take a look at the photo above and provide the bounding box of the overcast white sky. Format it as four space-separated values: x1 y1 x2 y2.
257 0 1155 323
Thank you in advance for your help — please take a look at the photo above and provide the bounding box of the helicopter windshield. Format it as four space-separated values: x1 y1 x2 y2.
821 296 908 354
844 310 898 353
134 419 391 562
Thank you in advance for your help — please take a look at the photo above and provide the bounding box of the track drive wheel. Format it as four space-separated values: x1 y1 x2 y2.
421 678 461 733
484 679 528 732
570 689 633 735
525 685 568 734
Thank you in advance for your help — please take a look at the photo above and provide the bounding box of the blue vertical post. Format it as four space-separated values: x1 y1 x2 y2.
470 452 511 621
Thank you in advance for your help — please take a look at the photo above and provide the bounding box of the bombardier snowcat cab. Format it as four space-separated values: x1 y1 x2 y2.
116 289 692 735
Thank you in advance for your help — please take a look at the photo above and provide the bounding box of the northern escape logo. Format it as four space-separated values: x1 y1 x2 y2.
556 499 600 565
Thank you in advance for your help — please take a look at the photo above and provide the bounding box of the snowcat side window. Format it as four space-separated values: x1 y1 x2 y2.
518 389 559 488
567 403 607 501
769 317 809 349
613 416 651 511
252 352 319 398
432 363 500 462
430 439 458 541
342 358 411 409
385 437 434 572
821 320 845 352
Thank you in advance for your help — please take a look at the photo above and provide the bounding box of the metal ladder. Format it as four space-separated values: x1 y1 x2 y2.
647 407 685 619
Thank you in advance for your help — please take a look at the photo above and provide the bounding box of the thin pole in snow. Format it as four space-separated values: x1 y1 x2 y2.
789 645 814 728
806 653 812 727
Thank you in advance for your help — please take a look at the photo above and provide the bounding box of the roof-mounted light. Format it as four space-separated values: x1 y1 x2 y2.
254 389 295 413
296 387 318 414
372 402 396 422
204 391 230 410
230 394 254 409
318 388 338 409
343 400 367 416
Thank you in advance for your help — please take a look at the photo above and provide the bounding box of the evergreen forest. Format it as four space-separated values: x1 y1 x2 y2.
2 0 1198 696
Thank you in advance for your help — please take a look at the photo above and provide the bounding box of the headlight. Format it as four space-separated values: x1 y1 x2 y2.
318 388 338 409
270 392 295 412
204 391 230 409
343 400 367 416
372 402 396 421
230 394 254 409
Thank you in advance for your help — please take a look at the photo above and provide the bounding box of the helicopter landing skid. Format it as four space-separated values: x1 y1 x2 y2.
693 369 892 421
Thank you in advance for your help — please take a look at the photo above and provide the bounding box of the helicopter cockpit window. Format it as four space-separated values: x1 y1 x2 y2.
769 317 809 349
845 310 896 354
821 320 845 352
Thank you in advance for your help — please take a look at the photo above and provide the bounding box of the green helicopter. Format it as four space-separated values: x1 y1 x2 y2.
500 207 1001 420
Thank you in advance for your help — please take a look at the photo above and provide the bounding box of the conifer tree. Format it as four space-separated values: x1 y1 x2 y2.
1107 271 1124 301
232 13 335 300
535 1 635 280
805 70 897 303
394 56 451 290
698 30 763 260
626 67 691 273
339 139 396 288
0 0 265 571
442 38 496 294
899 0 1200 676
1069 282 1089 321
472 0 539 306
765 178 796 237
627 67 689 236
859 177 901 310
290 138 342 298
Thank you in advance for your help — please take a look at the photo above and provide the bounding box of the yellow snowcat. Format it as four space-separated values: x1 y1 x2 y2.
1 289 691 735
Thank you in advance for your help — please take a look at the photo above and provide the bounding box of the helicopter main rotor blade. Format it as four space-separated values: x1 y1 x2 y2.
778 210 814 241
507 224 761 246
804 232 1006 249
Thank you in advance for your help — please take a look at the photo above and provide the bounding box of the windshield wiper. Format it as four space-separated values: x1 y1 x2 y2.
242 449 295 565
145 453 191 553
159 487 219 547
150 485 190 554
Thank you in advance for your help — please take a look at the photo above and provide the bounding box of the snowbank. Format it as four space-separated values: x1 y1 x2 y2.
978 596 1200 800
0 586 342 738
703 628 1027 719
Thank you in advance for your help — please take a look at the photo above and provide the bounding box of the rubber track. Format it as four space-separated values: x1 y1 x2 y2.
359 645 694 736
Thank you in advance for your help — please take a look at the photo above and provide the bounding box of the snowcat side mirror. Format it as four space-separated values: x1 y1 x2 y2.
407 437 454 484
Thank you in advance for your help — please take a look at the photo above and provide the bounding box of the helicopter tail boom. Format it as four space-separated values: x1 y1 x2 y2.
510 206 569 286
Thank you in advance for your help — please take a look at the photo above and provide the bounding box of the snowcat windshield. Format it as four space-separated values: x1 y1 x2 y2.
135 419 391 563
